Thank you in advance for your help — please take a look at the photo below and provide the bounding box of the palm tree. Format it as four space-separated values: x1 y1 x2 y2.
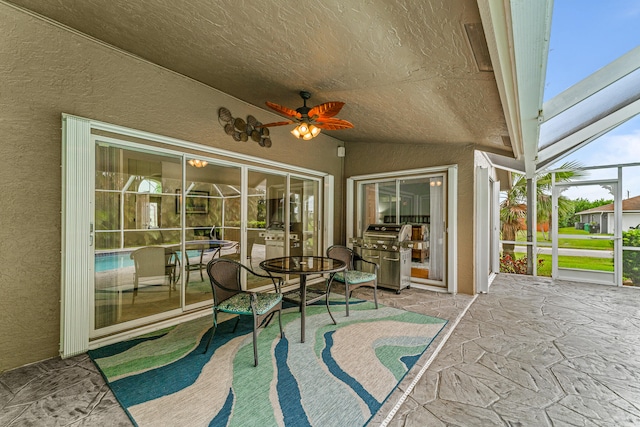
500 161 584 258
500 181 526 257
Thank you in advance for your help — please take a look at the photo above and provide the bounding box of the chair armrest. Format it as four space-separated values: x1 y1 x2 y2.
246 269 283 293
356 257 379 272
271 276 283 293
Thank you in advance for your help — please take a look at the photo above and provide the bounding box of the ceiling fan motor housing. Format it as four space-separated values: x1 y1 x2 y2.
297 91 312 118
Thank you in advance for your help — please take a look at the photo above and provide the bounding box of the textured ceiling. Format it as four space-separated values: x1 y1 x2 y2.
7 0 511 152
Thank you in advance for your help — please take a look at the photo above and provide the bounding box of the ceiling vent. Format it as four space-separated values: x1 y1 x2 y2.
501 135 512 147
464 23 493 72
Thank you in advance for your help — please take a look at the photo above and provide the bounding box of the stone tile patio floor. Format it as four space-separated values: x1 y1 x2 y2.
2 274 640 426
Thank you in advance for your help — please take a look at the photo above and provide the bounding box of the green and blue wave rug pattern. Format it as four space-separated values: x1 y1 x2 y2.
89 299 447 427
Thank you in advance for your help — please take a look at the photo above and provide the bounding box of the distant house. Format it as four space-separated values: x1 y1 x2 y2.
575 195 640 234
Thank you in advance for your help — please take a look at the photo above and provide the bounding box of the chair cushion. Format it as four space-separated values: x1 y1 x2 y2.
333 270 376 285
217 292 282 315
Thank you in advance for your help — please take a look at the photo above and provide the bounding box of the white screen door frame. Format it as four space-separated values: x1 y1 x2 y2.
552 177 621 286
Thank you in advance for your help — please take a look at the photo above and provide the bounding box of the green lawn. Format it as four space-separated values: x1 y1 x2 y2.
515 228 613 250
508 252 613 277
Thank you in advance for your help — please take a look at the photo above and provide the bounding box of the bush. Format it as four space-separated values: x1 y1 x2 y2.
623 229 640 284
500 254 544 274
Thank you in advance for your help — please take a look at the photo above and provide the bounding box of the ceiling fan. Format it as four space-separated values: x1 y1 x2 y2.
259 91 354 140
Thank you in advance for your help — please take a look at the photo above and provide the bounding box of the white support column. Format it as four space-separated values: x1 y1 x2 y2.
615 167 623 286
475 166 489 293
551 173 558 279
447 165 458 294
60 115 93 357
526 176 538 276
325 175 335 250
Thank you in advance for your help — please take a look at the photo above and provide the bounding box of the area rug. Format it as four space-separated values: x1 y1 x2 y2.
89 297 447 427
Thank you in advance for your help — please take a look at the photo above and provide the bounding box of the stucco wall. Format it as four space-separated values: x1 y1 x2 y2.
0 5 344 372
344 141 477 295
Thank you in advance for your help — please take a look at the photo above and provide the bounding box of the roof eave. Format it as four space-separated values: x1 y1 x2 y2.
478 0 553 178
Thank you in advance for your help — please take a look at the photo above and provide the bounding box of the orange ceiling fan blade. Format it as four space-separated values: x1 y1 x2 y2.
263 92 352 133
265 101 302 120
308 102 345 119
256 120 293 128
315 118 354 130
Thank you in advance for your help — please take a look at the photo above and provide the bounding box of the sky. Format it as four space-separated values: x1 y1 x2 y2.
543 1 640 201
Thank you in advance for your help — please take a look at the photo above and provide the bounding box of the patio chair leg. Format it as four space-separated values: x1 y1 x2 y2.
231 316 240 333
345 284 350 317
325 277 337 325
373 280 379 309
263 312 274 328
326 288 337 325
277 306 284 338
132 277 138 304
204 310 218 354
253 315 259 367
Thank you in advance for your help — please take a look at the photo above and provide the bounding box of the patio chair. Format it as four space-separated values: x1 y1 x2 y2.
220 237 255 268
326 245 379 317
130 246 178 303
204 258 284 366
184 242 207 282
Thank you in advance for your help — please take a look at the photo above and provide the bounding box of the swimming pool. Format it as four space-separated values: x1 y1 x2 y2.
95 250 202 272
95 252 134 272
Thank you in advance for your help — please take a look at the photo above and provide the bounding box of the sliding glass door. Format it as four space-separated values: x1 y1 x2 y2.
356 173 447 287
291 176 321 258
94 145 183 330
251 172 322 281
92 140 323 337
61 116 334 356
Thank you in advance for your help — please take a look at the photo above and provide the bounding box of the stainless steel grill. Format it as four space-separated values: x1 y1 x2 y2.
351 224 412 293
262 224 301 259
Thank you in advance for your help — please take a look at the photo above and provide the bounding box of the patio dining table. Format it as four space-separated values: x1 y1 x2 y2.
259 256 346 343
168 239 235 282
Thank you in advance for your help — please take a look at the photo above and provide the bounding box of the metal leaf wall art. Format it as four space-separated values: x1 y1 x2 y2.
218 107 272 148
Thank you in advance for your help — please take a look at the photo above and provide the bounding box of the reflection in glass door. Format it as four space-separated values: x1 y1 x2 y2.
94 145 183 331
93 142 326 336
183 160 241 306
250 170 287 276
358 174 446 287
94 146 249 332
291 176 321 257
63 117 334 355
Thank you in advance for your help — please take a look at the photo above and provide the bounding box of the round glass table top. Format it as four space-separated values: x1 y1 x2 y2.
260 256 346 275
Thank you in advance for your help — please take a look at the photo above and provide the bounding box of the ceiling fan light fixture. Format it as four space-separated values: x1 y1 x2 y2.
188 159 208 168
263 91 350 141
290 122 321 140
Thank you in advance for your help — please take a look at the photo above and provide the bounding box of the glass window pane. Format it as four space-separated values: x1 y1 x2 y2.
358 174 446 287
291 177 320 257
95 145 182 330
360 181 396 234
184 160 241 305
249 170 286 280
379 181 397 223
399 176 445 283
94 145 327 332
